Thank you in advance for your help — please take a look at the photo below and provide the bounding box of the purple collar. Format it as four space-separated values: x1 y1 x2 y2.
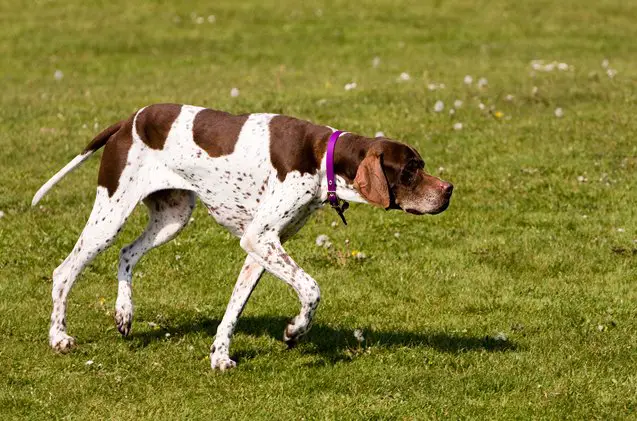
326 130 349 225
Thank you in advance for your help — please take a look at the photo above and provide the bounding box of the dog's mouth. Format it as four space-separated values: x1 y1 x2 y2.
404 199 450 215
406 208 425 215
427 200 450 215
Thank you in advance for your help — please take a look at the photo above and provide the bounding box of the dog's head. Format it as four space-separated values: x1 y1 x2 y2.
353 139 452 215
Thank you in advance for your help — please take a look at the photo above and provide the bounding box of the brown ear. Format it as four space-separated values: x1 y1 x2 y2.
354 153 390 208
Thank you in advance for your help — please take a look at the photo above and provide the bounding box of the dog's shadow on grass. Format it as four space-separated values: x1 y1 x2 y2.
128 314 518 364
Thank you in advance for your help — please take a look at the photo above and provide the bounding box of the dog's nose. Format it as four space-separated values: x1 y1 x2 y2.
440 181 453 195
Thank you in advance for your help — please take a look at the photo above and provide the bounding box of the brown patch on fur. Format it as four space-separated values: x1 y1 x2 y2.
98 118 134 196
269 116 332 181
192 109 248 157
135 104 182 150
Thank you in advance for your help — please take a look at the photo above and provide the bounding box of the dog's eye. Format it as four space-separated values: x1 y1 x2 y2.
400 160 422 185
400 168 417 185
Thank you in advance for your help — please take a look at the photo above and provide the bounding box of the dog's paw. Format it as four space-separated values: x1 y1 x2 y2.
284 316 312 348
114 307 132 336
210 354 237 371
50 332 76 353
115 284 133 336
283 325 299 349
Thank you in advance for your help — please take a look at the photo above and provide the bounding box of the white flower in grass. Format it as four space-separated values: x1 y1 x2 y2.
315 234 330 247
165 332 171 337
353 329 365 343
505 94 515 102
554 107 564 118
478 102 486 110
398 72 411 81
531 61 543 71
477 77 488 88
601 59 609 69
558 62 569 71
438 166 445 173
330 221 338 228
577 175 587 183
494 332 508 341
463 75 473 85
195 16 204 24
344 82 357 91
617 228 625 233
433 100 444 112
453 122 463 131
531 86 538 95
375 131 385 138
175 255 181 260
54 70 64 81
606 68 617 79
85 360 94 366
427 83 437 91
0 210 4 219
230 87 240 97
449 108 455 116
394 232 400 238
207 15 216 23
453 99 463 108
372 56 381 68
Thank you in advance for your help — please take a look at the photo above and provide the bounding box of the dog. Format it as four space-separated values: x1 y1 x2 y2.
33 103 453 370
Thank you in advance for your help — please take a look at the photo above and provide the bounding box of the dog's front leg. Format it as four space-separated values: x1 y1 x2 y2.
237 174 322 350
240 231 321 348
210 255 264 371
208 174 320 370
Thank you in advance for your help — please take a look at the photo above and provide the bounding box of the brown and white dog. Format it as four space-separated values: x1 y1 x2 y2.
33 104 453 370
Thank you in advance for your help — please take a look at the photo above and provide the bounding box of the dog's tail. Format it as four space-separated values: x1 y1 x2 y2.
31 120 124 206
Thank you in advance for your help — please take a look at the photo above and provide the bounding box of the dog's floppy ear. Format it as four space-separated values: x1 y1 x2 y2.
354 152 390 208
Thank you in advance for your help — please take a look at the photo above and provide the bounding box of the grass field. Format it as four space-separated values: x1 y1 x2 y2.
1 0 637 419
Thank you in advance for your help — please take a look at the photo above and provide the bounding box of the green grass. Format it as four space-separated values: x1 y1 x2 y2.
1 0 637 419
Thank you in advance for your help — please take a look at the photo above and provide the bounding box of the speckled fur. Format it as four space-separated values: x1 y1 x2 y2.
35 104 453 371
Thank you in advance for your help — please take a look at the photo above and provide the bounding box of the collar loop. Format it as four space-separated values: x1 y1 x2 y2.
326 131 349 225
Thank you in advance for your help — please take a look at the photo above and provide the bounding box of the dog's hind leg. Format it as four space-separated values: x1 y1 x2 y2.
115 189 195 336
50 187 138 352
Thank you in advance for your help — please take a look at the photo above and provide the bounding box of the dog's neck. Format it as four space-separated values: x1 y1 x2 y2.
317 131 376 205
